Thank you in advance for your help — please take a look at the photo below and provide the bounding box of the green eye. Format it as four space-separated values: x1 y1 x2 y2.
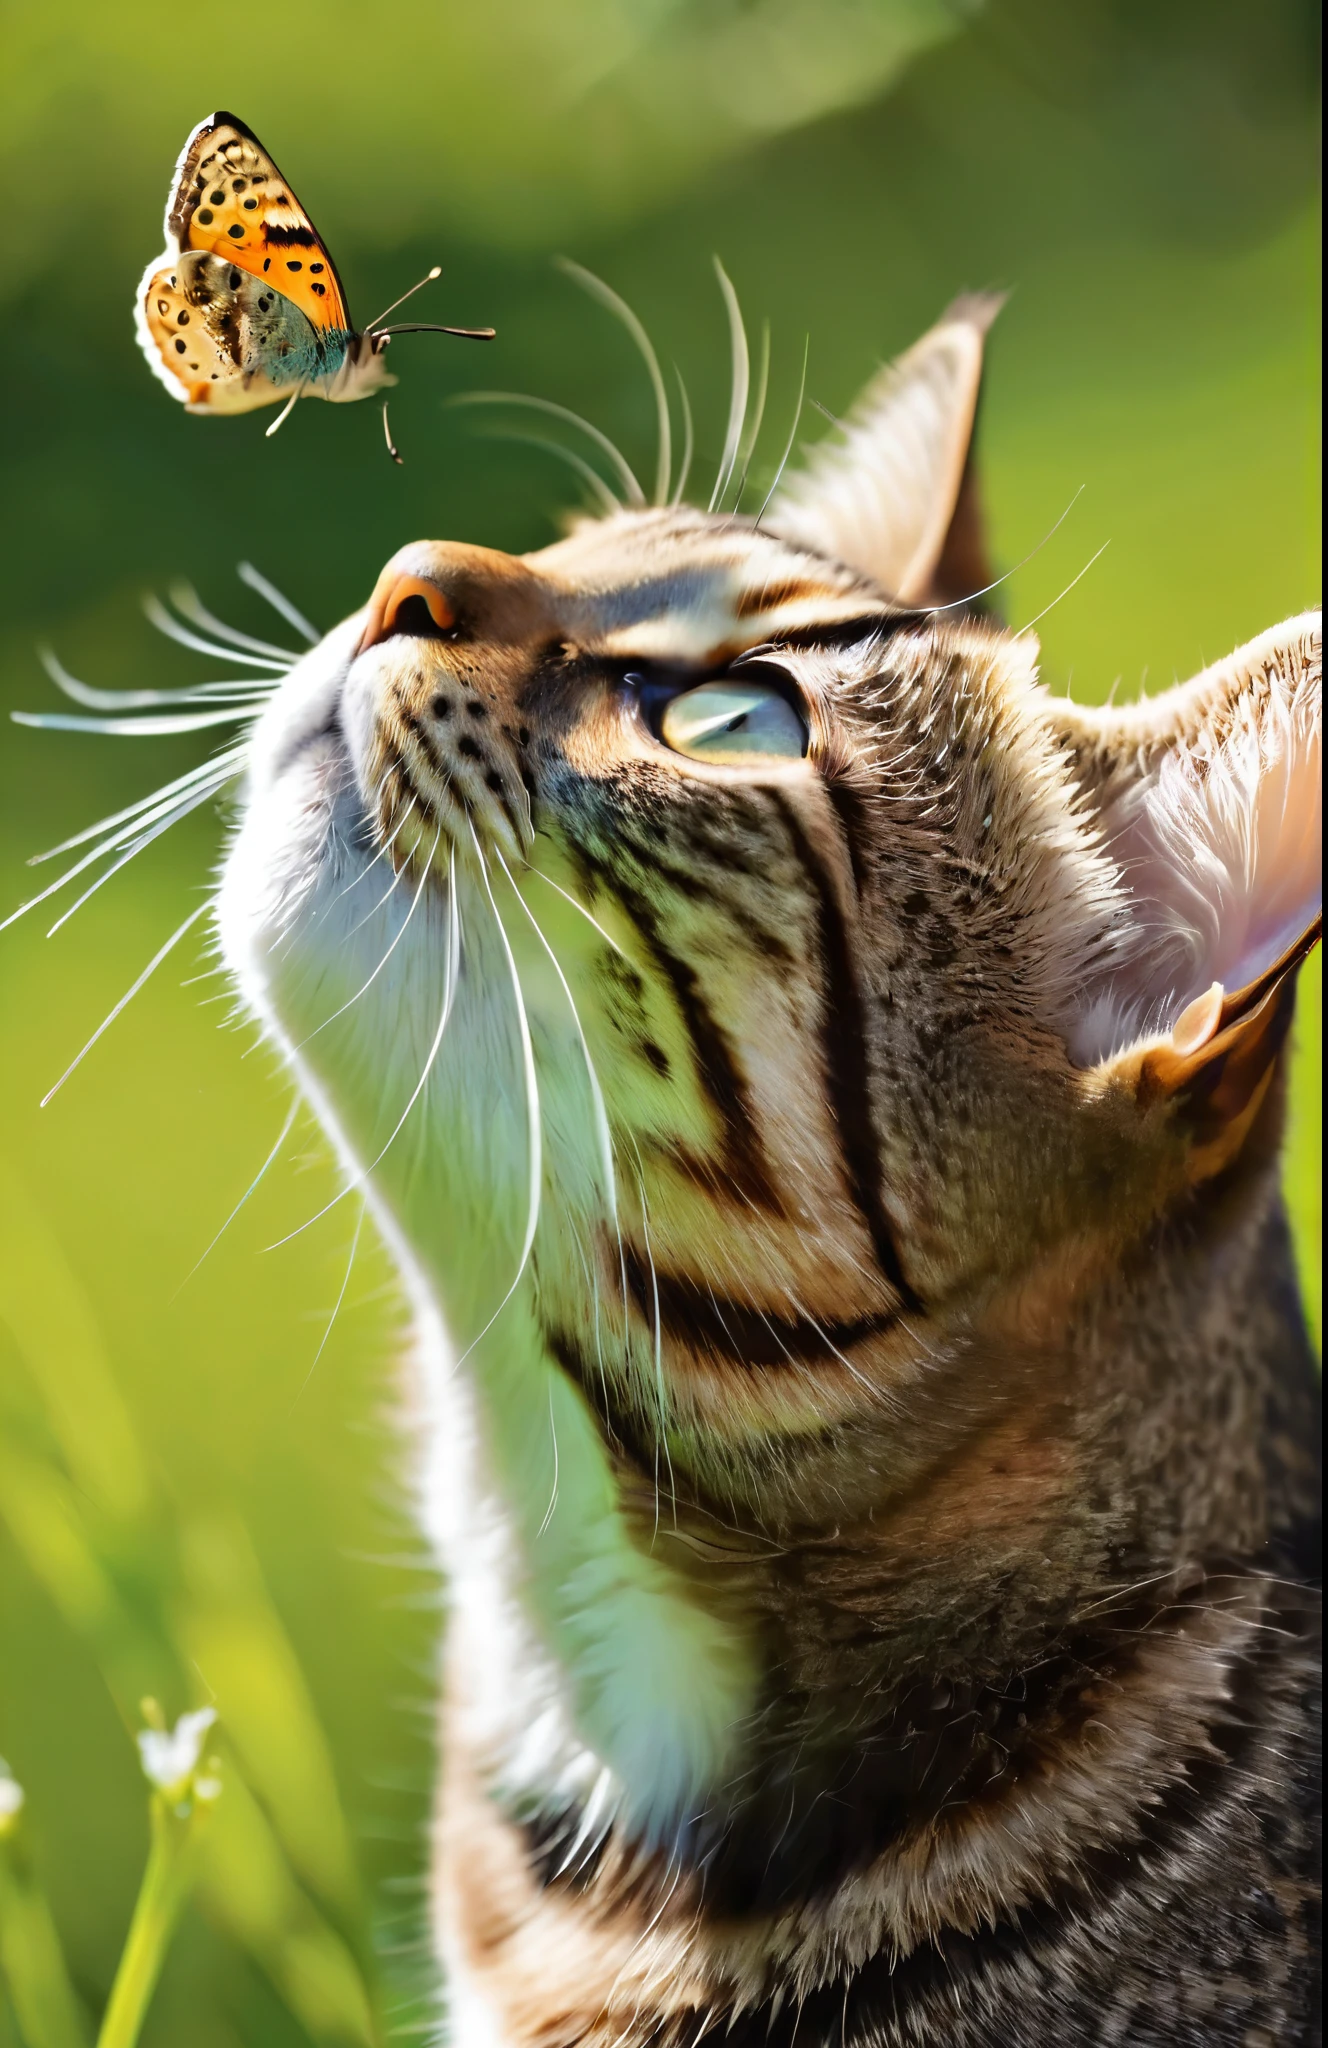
658 681 806 764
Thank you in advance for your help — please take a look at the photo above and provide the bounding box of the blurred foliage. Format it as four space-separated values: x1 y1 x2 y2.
0 2 1319 2043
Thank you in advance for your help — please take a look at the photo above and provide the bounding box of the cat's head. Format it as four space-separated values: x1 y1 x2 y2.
217 294 1321 1511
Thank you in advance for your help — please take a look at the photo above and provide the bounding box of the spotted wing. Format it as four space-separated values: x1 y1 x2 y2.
137 251 343 414
163 111 352 334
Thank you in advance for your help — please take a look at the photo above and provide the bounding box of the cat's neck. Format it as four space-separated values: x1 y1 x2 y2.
431 1117 1317 1860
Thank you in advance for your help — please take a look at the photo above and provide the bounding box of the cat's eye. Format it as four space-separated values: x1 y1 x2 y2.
658 681 807 765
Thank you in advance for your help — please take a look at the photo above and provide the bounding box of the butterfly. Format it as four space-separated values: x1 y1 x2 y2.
135 112 494 448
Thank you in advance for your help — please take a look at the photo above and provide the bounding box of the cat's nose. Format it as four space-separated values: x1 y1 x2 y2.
357 540 555 652
359 546 458 651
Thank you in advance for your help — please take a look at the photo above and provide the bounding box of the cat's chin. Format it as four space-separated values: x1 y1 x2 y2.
217 615 377 1004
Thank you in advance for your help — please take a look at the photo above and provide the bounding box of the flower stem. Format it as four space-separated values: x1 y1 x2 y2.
94 1794 203 2048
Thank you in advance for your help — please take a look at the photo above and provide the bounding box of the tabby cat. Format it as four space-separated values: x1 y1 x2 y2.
214 295 1322 2045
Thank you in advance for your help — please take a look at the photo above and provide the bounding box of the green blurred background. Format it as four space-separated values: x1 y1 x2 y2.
0 3 1320 2043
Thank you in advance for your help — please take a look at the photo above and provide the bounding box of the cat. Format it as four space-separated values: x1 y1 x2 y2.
214 293 1322 2046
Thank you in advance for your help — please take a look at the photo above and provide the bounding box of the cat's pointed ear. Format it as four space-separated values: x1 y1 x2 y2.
1055 611 1321 1179
768 293 1004 607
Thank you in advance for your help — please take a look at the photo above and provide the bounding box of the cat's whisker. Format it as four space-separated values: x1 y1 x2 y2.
754 334 809 527
382 400 404 465
3 766 234 932
536 1379 561 1540
451 829 543 1361
669 366 695 509
143 595 293 671
177 1094 302 1290
555 260 671 507
449 392 643 507
293 1199 367 1406
38 646 273 713
26 747 244 865
708 259 750 515
14 703 264 738
496 848 625 1306
288 822 441 1052
237 562 319 645
166 582 302 664
344 843 463 1178
483 431 622 517
44 787 222 936
317 789 418 925
1014 540 1110 637
39 900 211 1106
731 317 770 513
261 828 446 1239
524 864 630 959
626 1133 676 1536
920 485 1087 617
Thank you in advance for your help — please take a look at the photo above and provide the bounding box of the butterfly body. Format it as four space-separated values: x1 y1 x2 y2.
135 113 475 421
136 249 390 414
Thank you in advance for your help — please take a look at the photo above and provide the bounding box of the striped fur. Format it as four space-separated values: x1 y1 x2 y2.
217 302 1321 2044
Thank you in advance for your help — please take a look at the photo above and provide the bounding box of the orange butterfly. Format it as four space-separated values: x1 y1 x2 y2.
136 112 493 449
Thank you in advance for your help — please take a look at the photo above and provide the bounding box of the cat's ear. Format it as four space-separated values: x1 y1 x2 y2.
768 293 1004 607
1054 612 1321 1178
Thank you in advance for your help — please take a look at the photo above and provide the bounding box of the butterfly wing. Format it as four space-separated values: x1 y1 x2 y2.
136 251 346 414
162 111 353 335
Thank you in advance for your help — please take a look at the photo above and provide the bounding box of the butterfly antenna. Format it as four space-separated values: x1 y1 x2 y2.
383 401 404 465
373 322 496 340
366 266 442 333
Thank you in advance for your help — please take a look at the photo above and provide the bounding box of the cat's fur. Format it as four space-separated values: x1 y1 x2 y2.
216 296 1322 2045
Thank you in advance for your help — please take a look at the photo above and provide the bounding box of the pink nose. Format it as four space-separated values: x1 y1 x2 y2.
358 564 456 651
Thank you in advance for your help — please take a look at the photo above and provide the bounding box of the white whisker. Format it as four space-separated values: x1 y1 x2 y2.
670 366 695 508
167 582 300 663
38 647 270 713
347 844 462 1173
731 318 770 512
537 1378 560 1539
484 430 622 516
922 485 1087 617
1015 541 1111 637
237 562 319 644
627 1135 675 1534
142 595 292 671
555 260 671 507
295 825 441 1049
179 1094 301 1288
40 900 211 1106
755 335 809 527
27 748 244 865
449 392 643 507
496 848 622 1279
524 864 630 958
44 787 223 936
451 828 543 1367
296 1199 366 1401
263 832 448 1246
708 258 750 515
13 704 262 738
317 791 418 925
4 768 233 932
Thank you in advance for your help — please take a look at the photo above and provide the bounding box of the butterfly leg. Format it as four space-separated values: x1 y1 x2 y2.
264 383 305 440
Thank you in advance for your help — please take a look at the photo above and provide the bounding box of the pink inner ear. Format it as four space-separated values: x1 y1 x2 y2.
1076 670 1321 1064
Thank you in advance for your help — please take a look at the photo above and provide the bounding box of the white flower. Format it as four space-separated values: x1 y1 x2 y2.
0 1759 24 1836
136 1708 217 1798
